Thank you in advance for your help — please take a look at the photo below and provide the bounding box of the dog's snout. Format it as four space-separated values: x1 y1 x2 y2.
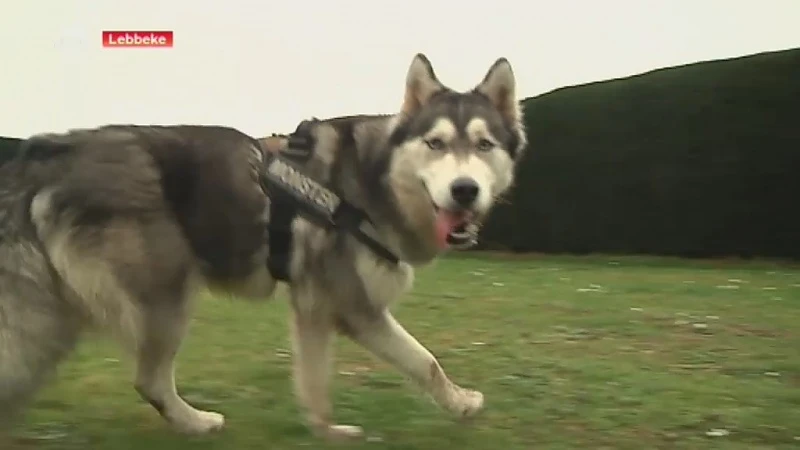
450 177 480 208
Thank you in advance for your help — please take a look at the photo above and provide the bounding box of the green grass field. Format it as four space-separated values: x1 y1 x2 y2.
8 254 800 449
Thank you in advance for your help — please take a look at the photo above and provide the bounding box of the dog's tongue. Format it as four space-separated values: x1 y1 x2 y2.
435 209 465 249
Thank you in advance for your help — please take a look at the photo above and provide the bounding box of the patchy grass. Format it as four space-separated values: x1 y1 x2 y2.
7 254 800 449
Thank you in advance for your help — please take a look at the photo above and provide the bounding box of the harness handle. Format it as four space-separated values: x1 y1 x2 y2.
258 118 318 162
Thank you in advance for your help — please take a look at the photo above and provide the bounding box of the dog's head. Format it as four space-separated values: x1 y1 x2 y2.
384 54 527 264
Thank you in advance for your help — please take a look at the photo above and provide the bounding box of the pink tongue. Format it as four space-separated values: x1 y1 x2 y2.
435 210 463 249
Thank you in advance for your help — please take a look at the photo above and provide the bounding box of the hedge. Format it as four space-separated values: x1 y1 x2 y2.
480 48 800 260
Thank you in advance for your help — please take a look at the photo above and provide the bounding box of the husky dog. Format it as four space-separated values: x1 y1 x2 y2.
0 53 526 440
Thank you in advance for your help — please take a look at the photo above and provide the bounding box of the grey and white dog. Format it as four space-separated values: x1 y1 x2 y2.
0 53 526 440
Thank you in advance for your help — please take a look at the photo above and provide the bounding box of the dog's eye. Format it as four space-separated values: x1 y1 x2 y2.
477 139 495 152
425 138 446 151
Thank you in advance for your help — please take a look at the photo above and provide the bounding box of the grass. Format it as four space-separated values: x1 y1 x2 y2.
7 254 800 449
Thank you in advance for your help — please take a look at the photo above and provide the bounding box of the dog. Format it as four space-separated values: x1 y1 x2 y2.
0 53 527 440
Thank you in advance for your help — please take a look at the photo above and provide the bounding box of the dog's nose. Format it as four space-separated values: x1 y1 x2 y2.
449 177 480 208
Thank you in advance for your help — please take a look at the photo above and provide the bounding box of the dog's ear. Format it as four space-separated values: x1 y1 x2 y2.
475 58 521 123
401 53 445 115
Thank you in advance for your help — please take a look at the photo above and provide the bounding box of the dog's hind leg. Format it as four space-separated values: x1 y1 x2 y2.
133 302 225 435
30 187 224 435
339 310 484 418
121 218 225 435
0 252 82 428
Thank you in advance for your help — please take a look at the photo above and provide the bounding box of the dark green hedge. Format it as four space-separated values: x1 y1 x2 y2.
0 137 21 158
480 48 800 259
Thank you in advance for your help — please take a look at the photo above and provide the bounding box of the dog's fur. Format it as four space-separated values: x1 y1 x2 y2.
0 54 526 439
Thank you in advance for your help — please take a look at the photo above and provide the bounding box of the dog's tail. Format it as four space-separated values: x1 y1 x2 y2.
18 133 76 161
0 132 77 168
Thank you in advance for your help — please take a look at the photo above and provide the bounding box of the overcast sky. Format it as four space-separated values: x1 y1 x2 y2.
1 0 798 138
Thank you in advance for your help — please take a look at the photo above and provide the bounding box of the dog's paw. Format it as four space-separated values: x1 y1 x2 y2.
172 409 226 435
447 387 484 418
316 424 364 442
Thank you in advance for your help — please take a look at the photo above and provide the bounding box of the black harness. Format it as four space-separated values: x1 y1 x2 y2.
259 121 400 282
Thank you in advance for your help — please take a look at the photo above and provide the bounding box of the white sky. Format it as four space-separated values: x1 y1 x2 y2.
1 0 798 138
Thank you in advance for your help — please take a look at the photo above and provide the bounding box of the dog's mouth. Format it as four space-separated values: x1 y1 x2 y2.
433 205 479 250
419 180 481 250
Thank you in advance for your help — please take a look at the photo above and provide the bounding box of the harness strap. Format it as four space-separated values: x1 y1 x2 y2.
261 121 316 282
266 194 296 282
258 120 399 282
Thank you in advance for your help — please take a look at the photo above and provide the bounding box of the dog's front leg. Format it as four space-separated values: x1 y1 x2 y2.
342 310 484 417
290 308 364 441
